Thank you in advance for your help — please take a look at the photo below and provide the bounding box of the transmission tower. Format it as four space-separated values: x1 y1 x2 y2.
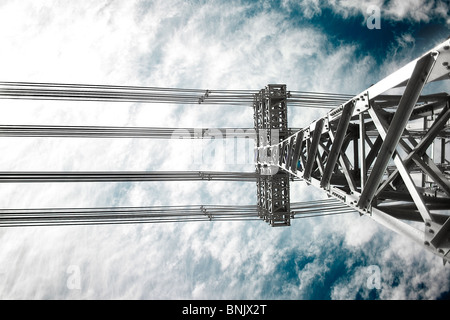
256 39 450 264
0 38 449 264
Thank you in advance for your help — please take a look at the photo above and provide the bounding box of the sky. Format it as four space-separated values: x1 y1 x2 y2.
0 0 449 300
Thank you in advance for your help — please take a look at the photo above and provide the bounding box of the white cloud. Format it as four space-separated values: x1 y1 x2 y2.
0 0 448 301
282 0 448 23
383 0 448 22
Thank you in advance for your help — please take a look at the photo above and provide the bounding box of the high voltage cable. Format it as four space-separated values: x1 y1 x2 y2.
0 171 266 183
0 125 300 139
0 81 356 227
0 199 355 227
0 81 354 108
0 125 260 138
0 171 302 183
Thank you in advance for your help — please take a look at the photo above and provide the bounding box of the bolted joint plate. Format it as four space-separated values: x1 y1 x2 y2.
424 218 450 263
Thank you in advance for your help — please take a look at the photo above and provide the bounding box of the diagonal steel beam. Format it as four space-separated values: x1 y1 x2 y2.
290 131 304 173
411 154 450 197
327 129 357 191
359 112 367 191
285 135 296 170
303 119 325 180
368 104 434 221
374 103 450 197
365 135 383 169
358 52 438 209
320 102 355 189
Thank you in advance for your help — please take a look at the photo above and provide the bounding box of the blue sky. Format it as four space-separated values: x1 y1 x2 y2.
282 1 450 60
0 0 449 300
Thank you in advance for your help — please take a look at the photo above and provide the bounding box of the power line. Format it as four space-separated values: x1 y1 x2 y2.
0 125 259 139
0 81 355 228
0 171 265 183
0 81 354 108
0 199 354 227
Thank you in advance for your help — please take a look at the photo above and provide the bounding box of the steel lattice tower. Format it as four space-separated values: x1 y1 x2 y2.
255 39 450 264
1 38 450 264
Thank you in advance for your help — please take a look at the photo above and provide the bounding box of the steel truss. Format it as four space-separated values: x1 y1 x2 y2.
254 85 291 226
256 39 450 263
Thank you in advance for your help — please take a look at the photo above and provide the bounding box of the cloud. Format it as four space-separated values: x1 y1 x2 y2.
285 0 449 23
0 0 448 301
383 0 449 22
328 232 450 300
